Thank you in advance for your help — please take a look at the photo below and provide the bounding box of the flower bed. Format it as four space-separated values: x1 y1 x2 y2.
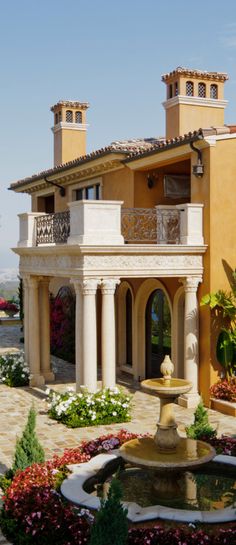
0 352 30 387
210 378 236 402
47 387 132 427
0 431 235 545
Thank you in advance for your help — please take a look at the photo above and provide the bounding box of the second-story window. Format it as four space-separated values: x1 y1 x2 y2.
66 110 73 123
198 82 206 98
186 81 194 96
75 111 82 123
74 183 101 201
210 84 218 99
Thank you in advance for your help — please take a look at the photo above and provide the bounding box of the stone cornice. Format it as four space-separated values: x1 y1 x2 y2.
162 95 228 110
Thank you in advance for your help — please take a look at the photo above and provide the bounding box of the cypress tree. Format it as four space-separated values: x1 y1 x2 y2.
89 477 128 545
12 406 45 473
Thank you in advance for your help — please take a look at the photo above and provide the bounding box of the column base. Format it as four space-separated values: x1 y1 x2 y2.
178 392 201 409
43 371 55 382
29 374 45 387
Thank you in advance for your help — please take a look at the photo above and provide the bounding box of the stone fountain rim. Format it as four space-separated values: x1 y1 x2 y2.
61 450 236 524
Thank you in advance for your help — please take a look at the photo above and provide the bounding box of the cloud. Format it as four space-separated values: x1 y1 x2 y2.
220 22 236 48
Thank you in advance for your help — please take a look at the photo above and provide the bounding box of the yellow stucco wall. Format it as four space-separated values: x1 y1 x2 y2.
166 103 225 139
102 166 134 206
54 129 87 167
192 138 236 403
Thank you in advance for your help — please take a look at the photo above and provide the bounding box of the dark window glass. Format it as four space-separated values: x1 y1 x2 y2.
210 84 218 99
75 188 83 200
95 185 100 200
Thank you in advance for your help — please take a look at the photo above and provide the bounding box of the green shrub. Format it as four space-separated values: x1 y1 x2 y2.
185 401 216 440
47 387 132 428
12 406 45 474
89 477 128 545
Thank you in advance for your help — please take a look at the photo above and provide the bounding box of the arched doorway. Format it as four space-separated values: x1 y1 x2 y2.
145 289 171 378
117 282 134 372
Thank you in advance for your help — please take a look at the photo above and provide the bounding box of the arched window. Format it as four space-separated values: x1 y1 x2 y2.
58 111 62 122
66 110 73 123
75 111 82 123
169 84 173 99
210 84 218 99
198 82 206 98
55 113 58 125
174 81 178 96
186 81 194 96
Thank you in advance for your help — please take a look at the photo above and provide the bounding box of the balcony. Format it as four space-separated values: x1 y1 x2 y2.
17 201 204 248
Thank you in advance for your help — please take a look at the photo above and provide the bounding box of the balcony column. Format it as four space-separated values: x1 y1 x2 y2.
71 279 83 391
39 277 55 382
82 278 100 392
28 277 45 386
22 275 30 364
179 276 202 409
101 279 120 389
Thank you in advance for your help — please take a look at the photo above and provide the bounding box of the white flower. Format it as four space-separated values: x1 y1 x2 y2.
112 411 117 416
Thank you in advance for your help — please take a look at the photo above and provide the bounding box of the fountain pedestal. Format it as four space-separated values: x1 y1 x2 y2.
120 356 216 470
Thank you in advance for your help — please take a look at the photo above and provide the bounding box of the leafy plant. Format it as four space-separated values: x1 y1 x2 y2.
0 351 30 387
210 377 236 402
186 401 216 440
12 406 45 474
47 387 132 428
89 477 128 545
201 270 236 379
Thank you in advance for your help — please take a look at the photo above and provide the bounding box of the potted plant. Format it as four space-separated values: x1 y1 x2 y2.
0 299 19 317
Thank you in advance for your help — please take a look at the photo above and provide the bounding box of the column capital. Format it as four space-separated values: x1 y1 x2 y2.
27 276 39 289
82 278 100 295
71 277 100 295
181 276 202 293
101 278 120 295
38 276 51 287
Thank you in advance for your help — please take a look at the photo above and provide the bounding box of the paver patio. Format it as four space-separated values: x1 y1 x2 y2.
0 324 235 543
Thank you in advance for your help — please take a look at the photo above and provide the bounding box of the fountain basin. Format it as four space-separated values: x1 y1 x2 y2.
119 437 215 470
61 452 236 523
141 378 193 397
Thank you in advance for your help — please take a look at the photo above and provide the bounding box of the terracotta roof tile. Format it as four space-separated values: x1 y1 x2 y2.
162 66 229 82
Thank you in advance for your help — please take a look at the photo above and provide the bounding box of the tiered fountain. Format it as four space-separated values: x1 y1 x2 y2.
61 356 236 523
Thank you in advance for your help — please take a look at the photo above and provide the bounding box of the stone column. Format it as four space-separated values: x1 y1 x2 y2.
28 277 45 386
22 275 30 364
39 277 54 382
101 279 120 389
179 276 201 408
82 278 100 392
71 279 83 391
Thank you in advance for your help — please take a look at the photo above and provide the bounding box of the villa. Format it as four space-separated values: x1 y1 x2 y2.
10 66 236 410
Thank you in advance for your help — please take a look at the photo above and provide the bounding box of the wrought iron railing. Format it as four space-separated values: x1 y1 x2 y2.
121 208 157 242
36 211 70 245
156 208 180 244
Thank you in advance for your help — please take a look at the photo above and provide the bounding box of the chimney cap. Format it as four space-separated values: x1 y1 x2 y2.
50 100 90 112
162 67 229 83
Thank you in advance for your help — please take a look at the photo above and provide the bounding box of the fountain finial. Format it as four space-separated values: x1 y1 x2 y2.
160 355 174 384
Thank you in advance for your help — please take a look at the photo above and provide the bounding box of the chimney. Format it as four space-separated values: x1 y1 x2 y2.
51 100 89 167
162 67 228 140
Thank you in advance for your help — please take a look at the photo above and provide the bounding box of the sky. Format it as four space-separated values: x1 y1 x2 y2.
1 0 236 268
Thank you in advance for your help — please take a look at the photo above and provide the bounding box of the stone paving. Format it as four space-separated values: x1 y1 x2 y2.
0 324 235 543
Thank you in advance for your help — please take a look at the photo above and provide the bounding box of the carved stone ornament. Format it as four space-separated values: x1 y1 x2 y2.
84 254 203 273
101 278 120 295
182 276 202 293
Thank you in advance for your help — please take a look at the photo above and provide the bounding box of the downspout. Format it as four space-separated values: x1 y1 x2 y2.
44 176 66 197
